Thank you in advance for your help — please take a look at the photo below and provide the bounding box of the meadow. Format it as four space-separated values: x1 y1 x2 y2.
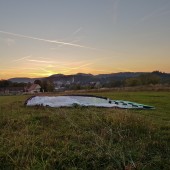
0 91 170 170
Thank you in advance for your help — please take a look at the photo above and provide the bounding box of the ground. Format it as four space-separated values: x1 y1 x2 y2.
0 91 170 169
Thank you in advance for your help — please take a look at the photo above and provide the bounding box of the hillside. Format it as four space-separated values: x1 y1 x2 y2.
8 77 34 83
8 71 170 85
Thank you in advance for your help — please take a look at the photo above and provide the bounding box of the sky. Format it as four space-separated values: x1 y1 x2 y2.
0 0 170 79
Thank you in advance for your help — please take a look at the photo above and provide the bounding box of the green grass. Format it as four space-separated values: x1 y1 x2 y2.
0 91 170 169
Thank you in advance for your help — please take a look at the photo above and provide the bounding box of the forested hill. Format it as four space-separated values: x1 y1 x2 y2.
8 71 170 84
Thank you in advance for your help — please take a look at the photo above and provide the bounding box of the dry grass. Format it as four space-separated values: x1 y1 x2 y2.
0 92 170 169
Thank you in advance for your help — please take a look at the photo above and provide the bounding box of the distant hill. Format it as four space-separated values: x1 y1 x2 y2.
48 72 147 84
8 77 43 83
9 78 34 83
151 71 170 83
8 72 170 84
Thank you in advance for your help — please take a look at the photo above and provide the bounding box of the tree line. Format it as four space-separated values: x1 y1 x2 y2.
0 71 169 91
0 79 55 92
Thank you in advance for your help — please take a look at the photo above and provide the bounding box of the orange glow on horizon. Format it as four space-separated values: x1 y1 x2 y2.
1 67 170 80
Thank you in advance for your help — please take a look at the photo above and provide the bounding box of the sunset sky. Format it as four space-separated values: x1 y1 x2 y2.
0 0 170 79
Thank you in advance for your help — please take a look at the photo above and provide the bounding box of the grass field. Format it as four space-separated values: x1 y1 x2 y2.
0 91 170 169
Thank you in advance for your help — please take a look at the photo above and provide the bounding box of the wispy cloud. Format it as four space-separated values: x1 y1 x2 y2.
0 30 95 50
27 59 54 64
50 27 82 50
18 67 40 70
33 61 93 75
50 39 80 50
71 27 82 36
13 55 31 62
69 63 92 70
136 3 170 25
59 63 93 73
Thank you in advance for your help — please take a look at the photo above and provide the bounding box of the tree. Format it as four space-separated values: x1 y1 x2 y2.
34 79 42 86
125 78 141 86
47 80 55 92
0 80 12 88
41 80 55 92
139 74 160 85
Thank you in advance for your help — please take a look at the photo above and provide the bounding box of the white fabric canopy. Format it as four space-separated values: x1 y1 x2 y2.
25 95 154 109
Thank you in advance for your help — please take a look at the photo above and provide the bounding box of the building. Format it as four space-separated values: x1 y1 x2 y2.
25 84 41 93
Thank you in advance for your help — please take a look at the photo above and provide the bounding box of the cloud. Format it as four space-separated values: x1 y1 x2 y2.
27 59 54 64
13 55 31 62
71 27 82 36
50 39 80 50
58 63 93 74
0 30 95 50
34 61 93 75
69 63 92 70
136 3 170 24
50 27 82 50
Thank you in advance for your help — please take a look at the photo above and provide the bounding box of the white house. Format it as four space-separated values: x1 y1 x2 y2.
26 84 41 93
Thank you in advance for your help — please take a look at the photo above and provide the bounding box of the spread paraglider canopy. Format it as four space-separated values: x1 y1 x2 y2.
25 95 155 109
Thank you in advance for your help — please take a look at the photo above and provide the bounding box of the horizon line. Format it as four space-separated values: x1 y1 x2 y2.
3 70 169 80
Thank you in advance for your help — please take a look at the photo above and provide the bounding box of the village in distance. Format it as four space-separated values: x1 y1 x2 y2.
0 71 170 95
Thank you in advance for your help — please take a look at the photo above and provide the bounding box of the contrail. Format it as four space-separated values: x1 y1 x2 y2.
72 27 82 36
13 55 31 62
136 3 170 25
50 27 82 49
51 39 80 50
0 30 95 49
69 63 92 70
59 63 93 73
